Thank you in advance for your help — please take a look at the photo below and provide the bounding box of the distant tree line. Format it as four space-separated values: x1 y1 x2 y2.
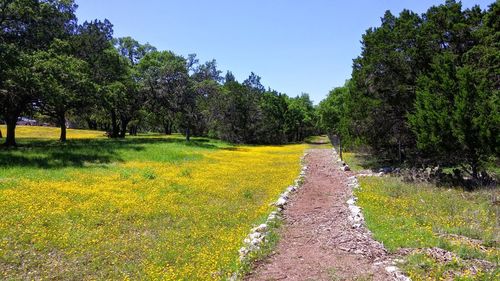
0 0 318 146
318 0 499 182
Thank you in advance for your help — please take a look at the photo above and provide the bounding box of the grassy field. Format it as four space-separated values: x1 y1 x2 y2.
0 126 306 280
356 177 499 280
0 125 105 140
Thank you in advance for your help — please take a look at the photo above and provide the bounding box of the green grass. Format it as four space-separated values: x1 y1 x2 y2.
341 152 382 172
356 176 499 280
0 135 224 181
402 252 499 280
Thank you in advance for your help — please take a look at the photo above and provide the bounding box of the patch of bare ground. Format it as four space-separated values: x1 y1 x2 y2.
246 148 393 281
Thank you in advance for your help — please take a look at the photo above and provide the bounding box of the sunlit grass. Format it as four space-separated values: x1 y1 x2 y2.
356 176 499 280
0 126 306 280
0 125 105 139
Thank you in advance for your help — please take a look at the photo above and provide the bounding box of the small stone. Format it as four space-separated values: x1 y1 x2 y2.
251 237 262 245
281 191 290 199
249 232 262 239
254 223 267 233
239 247 248 255
385 266 398 273
276 197 287 207
349 205 361 214
352 215 363 223
354 249 364 255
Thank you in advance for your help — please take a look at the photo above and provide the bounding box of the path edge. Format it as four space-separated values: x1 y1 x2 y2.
230 151 309 280
332 148 412 281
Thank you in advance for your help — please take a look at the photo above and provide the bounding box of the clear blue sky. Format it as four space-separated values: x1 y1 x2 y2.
75 0 493 104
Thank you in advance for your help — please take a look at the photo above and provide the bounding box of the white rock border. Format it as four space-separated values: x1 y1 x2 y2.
232 152 308 279
333 148 411 281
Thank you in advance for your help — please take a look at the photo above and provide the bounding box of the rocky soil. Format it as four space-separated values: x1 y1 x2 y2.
246 148 398 281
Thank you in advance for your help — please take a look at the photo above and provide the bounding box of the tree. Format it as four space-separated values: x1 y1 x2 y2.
98 47 135 138
317 86 348 134
192 59 223 83
346 0 487 163
0 48 35 146
224 71 236 83
33 40 95 142
285 94 316 142
114 37 156 137
409 2 499 183
137 50 191 139
256 90 288 144
114 36 156 65
215 81 260 143
409 52 498 183
0 0 77 146
243 72 265 93
190 60 224 137
349 9 422 159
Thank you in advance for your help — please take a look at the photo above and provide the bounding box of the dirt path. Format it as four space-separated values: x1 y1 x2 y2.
246 148 393 281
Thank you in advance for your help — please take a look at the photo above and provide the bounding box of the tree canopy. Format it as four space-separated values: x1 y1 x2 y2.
0 0 317 146
317 0 499 183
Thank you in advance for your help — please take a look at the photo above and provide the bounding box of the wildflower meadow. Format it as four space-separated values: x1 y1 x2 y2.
0 126 306 280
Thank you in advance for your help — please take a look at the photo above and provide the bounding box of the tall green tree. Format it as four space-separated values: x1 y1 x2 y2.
256 91 288 144
409 2 499 182
0 0 77 146
346 0 488 164
114 37 156 137
137 50 192 140
33 40 95 141
98 47 134 138
285 93 316 142
317 85 349 135
350 9 422 159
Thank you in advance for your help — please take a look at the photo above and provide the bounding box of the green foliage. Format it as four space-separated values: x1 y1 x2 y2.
32 40 96 141
0 0 78 146
1 0 318 146
408 2 500 180
319 0 499 182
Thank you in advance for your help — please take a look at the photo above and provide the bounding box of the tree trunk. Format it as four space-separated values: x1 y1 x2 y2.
119 117 130 138
471 159 479 183
129 125 137 136
4 117 17 147
59 113 67 142
164 121 172 135
110 111 119 138
186 127 190 141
